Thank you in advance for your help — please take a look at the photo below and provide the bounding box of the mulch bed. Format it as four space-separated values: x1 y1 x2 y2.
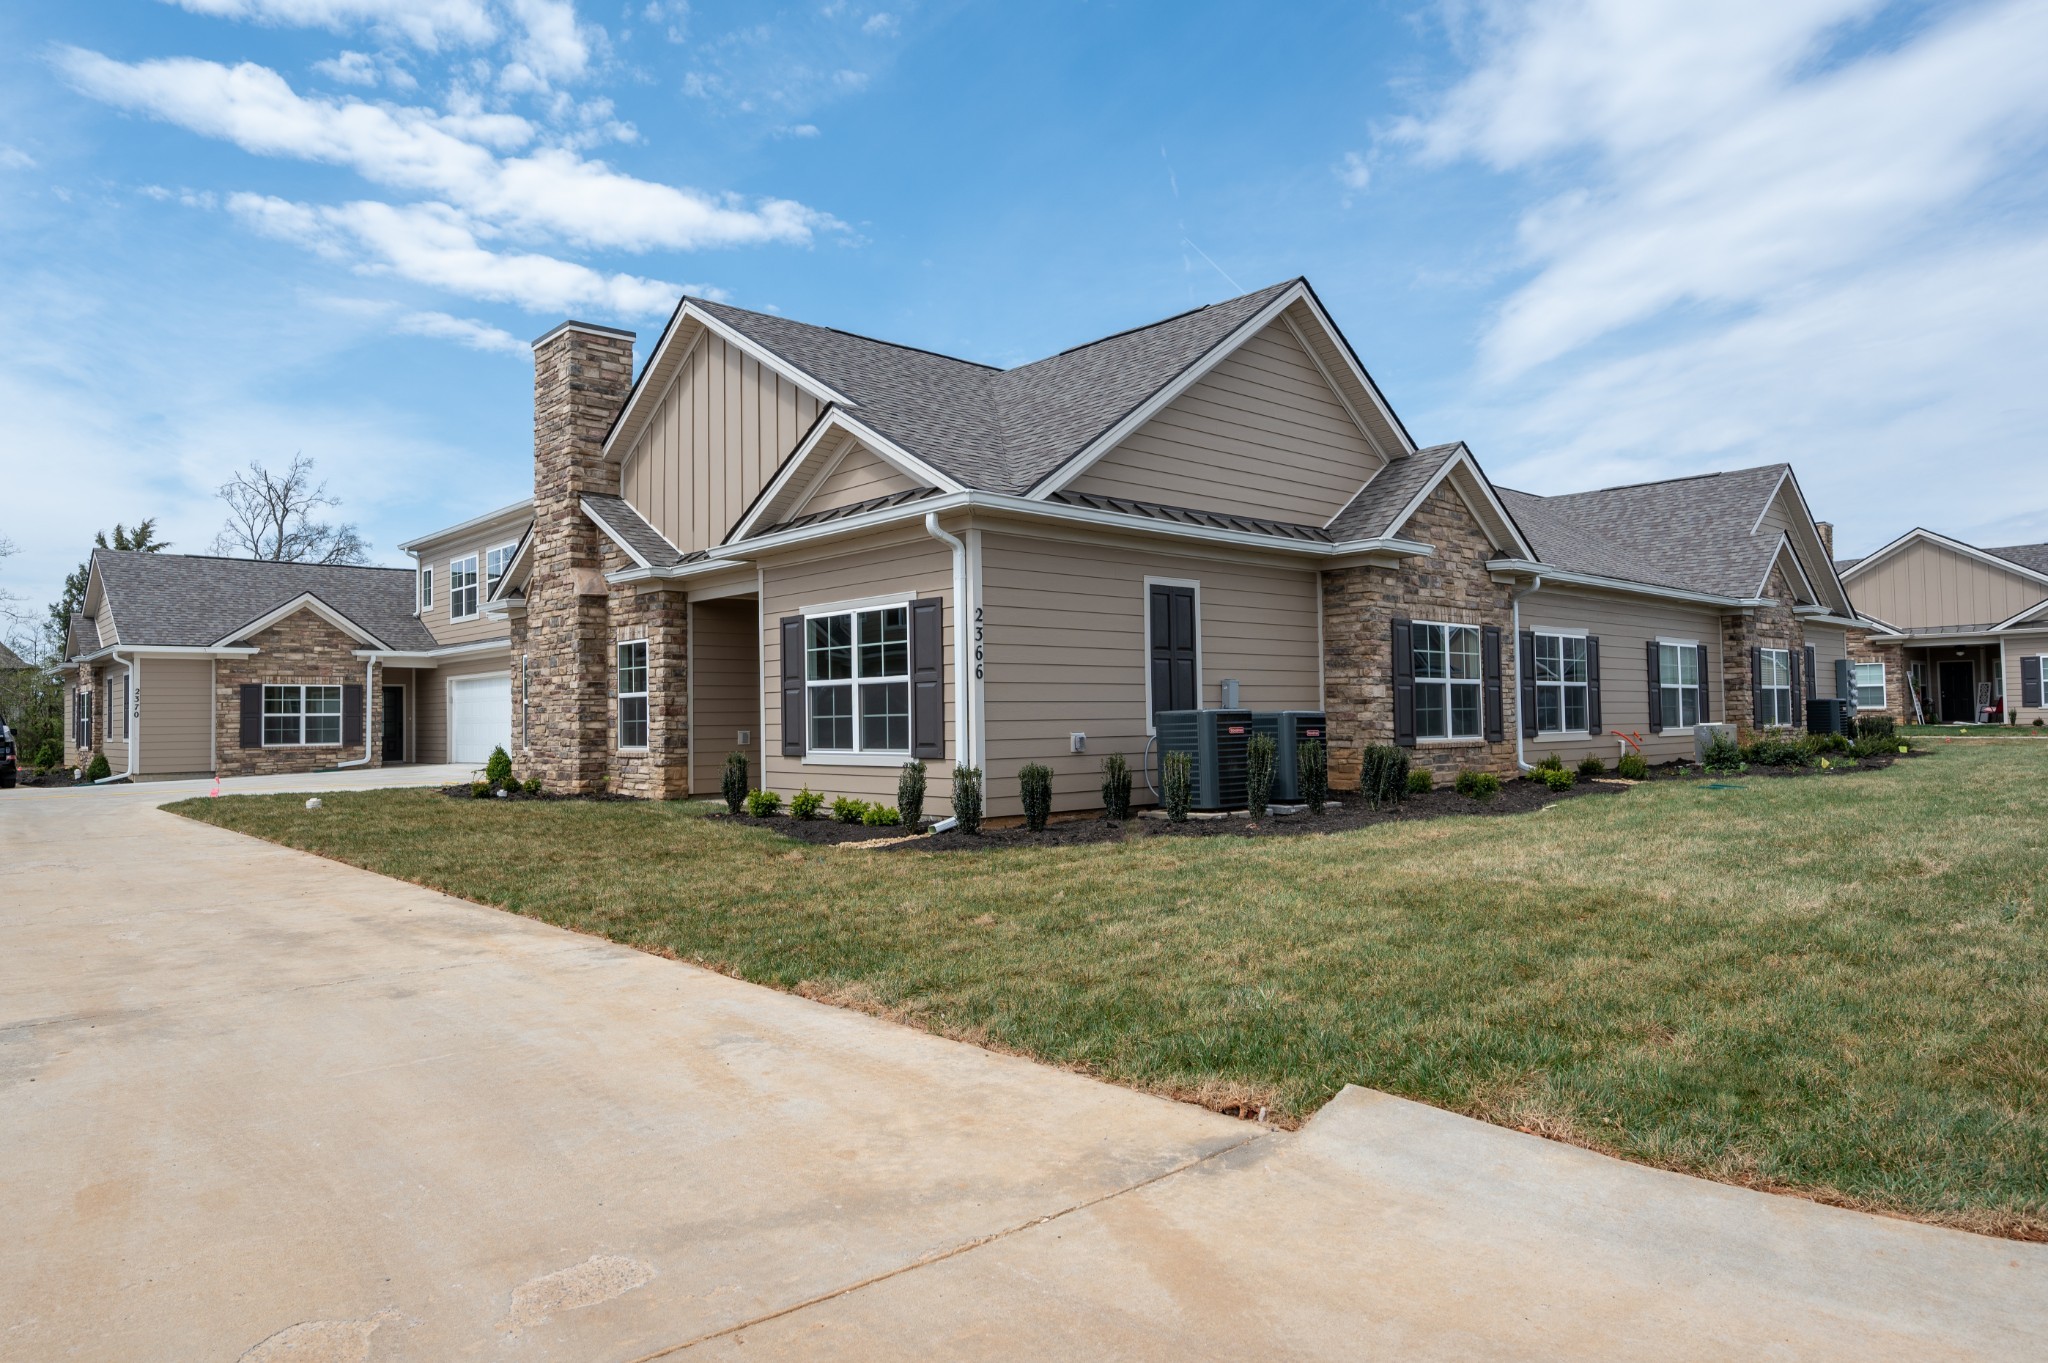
1637 750 1915 782
710 776 1622 853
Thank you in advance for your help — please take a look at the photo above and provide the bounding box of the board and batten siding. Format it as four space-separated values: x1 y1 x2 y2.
1847 541 2048 630
618 331 824 554
1068 320 1386 526
413 510 530 648
979 531 1321 815
690 597 761 795
414 653 512 764
760 529 954 806
144 657 213 775
1518 585 1725 767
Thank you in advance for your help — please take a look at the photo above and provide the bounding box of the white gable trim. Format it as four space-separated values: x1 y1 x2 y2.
209 592 392 651
1285 286 1419 458
1991 596 2048 632
1758 533 1820 603
487 526 534 603
603 301 855 462
1841 525 2048 591
1752 466 1854 613
1379 446 1536 561
726 409 965 544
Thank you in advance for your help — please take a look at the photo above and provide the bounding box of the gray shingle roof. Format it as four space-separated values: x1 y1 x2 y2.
689 281 1300 496
1987 542 2048 577
1495 465 1795 599
0 640 28 669
1324 443 1465 540
84 550 437 652
582 494 695 568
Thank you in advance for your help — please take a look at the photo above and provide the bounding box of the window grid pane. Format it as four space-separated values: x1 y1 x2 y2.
1564 686 1589 732
859 681 910 751
1535 634 1561 682
809 682 854 751
1448 626 1480 681
1537 687 1562 733
1415 681 1447 739
857 607 908 679
1412 624 1446 680
808 616 853 681
1561 636 1587 683
1450 680 1481 738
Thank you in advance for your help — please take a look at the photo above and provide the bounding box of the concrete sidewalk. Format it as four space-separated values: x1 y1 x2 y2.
3 788 2042 1360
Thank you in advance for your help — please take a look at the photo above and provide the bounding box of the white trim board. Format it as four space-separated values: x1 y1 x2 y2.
1840 526 2048 591
1376 446 1536 561
727 409 965 544
1141 575 1203 736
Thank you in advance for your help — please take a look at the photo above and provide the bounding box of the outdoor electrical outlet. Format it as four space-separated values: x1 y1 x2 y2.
1071 732 1087 752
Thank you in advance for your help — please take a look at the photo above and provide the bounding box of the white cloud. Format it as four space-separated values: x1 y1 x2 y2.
1334 151 1369 192
1398 0 2048 379
861 12 897 35
393 309 528 353
312 49 379 84
165 0 590 84
1 146 40 170
57 50 839 252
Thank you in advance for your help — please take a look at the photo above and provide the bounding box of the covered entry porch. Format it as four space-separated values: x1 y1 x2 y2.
1903 637 2005 724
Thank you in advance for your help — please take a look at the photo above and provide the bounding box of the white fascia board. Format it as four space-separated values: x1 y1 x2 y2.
208 593 392 651
604 557 746 586
1758 467 1855 611
1759 532 1821 603
1286 287 1418 457
353 638 511 661
579 497 654 570
1021 282 1309 500
396 498 534 553
72 643 261 662
1991 597 2048 631
1380 446 1536 561
726 410 962 544
487 527 535 603
1489 559 1762 609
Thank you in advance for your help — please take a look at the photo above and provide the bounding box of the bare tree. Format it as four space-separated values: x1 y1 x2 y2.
210 455 370 564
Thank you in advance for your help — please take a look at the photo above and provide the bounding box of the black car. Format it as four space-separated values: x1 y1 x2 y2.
0 724 16 789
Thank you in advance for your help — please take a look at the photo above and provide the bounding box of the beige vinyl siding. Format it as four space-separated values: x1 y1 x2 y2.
690 598 761 795
1847 540 2048 630
618 331 824 554
410 510 530 647
101 661 131 771
415 653 512 764
761 529 954 807
791 441 920 519
1069 320 1386 525
142 657 213 775
1807 624 1848 698
979 531 1321 816
2007 631 2048 726
1519 585 1726 767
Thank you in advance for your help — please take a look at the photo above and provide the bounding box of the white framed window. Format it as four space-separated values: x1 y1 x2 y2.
1413 621 1483 740
449 554 479 621
807 602 910 754
1533 632 1589 734
485 541 517 601
263 685 341 746
617 640 648 749
1658 641 1702 728
418 563 433 611
1758 647 1793 727
1853 661 1887 711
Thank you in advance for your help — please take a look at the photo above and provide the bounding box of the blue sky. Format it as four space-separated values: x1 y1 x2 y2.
5 0 2048 626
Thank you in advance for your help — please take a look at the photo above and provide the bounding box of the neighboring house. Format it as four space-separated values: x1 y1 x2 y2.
1836 529 2048 726
0 641 28 672
59 534 521 778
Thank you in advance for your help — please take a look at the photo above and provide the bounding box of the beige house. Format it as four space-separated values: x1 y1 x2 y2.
1837 529 2048 725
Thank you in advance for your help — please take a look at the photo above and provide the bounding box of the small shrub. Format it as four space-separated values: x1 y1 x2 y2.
952 764 984 834
831 796 871 824
1360 743 1411 808
1616 752 1649 780
1535 766 1576 791
1814 731 1851 754
1162 750 1193 822
1536 751 1565 772
2034 717 2043 728
861 803 902 827
1405 767 1433 795
1018 762 1054 831
744 788 782 817
1298 740 1328 814
33 739 61 771
1576 755 1605 778
469 780 491 799
1245 733 1276 817
84 751 111 782
897 760 927 827
722 751 749 816
522 776 542 795
790 786 824 820
1454 769 1502 802
1101 753 1132 821
1702 733 1745 774
485 746 513 786
1855 714 1896 741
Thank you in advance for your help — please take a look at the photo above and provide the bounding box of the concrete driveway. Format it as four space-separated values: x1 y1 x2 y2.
4 784 2043 1361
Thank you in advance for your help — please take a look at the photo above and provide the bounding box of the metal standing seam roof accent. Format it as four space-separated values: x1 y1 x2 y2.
1045 490 1334 543
756 486 943 536
581 494 695 568
78 550 438 653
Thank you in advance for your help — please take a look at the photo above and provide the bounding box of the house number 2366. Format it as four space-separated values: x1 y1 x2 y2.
973 605 985 680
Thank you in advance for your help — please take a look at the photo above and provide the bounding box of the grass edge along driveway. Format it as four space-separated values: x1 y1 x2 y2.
170 744 2048 1241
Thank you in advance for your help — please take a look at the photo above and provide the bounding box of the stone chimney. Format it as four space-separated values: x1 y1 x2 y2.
519 320 635 793
1814 520 1835 558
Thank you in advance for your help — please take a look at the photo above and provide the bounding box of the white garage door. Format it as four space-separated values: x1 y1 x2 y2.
448 674 511 765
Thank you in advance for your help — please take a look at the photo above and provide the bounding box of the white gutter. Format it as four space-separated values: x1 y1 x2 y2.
1508 577 1542 773
350 638 510 662
923 512 972 774
334 656 378 768
1487 559 1766 611
96 650 136 782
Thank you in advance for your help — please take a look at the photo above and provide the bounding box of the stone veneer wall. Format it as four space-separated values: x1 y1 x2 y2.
214 611 381 776
1717 564 1805 736
604 538 691 799
519 322 636 795
1322 479 1521 786
65 660 102 770
1844 627 1910 723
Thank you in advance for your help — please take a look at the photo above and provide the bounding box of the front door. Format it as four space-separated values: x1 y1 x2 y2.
381 684 405 761
1937 660 1975 723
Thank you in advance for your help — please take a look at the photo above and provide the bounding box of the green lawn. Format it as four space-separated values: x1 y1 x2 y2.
1902 723 2048 740
169 744 2048 1239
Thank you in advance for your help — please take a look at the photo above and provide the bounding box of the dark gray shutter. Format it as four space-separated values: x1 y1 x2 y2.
780 615 806 757
909 597 943 760
1750 647 1763 727
1797 645 1813 725
1391 617 1415 747
342 685 365 747
1791 647 1806 727
2022 655 2041 709
1835 657 1855 702
1586 636 1602 735
121 676 130 740
1482 626 1504 743
1696 644 1711 722
239 684 263 747
1518 629 1538 739
1646 640 1663 733
1148 585 1197 721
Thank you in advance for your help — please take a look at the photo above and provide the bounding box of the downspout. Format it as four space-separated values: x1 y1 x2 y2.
1509 575 1543 773
925 513 969 834
335 656 378 768
96 650 136 782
